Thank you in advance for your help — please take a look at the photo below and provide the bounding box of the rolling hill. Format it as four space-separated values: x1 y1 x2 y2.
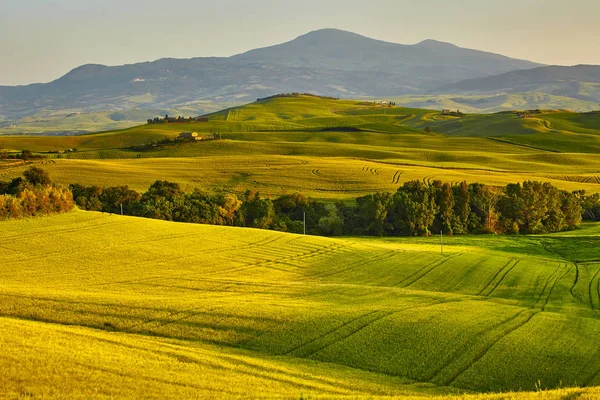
2 96 600 200
0 29 541 118
2 211 600 398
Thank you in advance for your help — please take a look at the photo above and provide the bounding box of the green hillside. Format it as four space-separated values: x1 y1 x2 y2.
2 211 600 398
2 95 600 200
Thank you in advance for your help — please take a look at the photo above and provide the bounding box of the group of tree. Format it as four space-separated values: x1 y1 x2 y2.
0 167 74 220
348 180 591 236
0 149 46 161
69 178 600 237
147 115 201 124
70 181 328 234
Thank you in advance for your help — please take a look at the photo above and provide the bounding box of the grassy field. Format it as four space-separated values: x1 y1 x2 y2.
2 211 600 398
1 96 600 202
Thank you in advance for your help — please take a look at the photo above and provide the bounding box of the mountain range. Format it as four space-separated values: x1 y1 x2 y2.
0 28 598 118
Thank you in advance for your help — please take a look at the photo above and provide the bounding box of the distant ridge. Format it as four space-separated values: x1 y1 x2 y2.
433 65 600 101
0 28 543 117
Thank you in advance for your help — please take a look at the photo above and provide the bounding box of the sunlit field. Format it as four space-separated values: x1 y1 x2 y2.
2 211 600 398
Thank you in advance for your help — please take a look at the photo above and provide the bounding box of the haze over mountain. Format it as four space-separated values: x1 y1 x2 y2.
0 29 543 118
434 65 600 102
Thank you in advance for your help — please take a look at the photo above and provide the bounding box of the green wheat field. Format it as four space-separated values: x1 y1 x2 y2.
2 95 600 398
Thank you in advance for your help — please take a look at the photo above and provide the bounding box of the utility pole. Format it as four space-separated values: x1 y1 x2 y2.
303 212 306 235
120 203 123 216
440 230 444 256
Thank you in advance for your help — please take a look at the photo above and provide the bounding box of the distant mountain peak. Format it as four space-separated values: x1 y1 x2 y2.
293 28 371 41
416 39 458 48
1 29 547 117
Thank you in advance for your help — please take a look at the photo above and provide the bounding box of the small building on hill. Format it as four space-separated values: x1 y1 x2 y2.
442 109 451 115
178 131 209 141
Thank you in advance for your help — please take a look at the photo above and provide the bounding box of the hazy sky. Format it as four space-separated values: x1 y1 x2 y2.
2 0 599 85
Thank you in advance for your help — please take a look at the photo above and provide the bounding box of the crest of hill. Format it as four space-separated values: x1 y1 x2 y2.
233 28 542 76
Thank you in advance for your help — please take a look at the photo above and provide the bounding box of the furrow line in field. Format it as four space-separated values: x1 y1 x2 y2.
0 218 128 242
290 298 458 360
427 309 530 384
127 307 207 332
208 242 348 278
394 171 403 184
588 267 600 311
571 262 581 299
66 360 243 395
392 253 463 288
295 311 396 359
541 263 571 311
312 251 401 279
205 353 363 394
534 264 563 307
477 259 516 297
442 310 538 387
597 278 600 314
483 260 521 297
283 310 382 356
87 237 309 287
311 250 401 280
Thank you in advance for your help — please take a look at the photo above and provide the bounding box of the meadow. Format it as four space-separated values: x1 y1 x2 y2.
2 96 600 200
2 211 600 398
2 95 600 398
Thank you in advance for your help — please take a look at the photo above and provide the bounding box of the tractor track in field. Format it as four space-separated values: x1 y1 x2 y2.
435 310 537 386
67 360 243 396
24 231 292 285
534 263 567 311
311 169 320 176
597 278 600 313
285 299 454 359
482 259 521 297
361 166 380 176
208 241 348 278
477 259 518 297
127 306 220 332
1 218 130 242
297 310 395 357
570 262 583 301
310 250 401 280
392 253 463 288
392 170 403 184
534 264 562 305
588 267 600 311
283 310 384 356
86 235 307 287
540 263 571 311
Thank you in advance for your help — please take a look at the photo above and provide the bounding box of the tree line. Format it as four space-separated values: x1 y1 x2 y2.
68 178 600 236
0 167 74 220
3 167 600 235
